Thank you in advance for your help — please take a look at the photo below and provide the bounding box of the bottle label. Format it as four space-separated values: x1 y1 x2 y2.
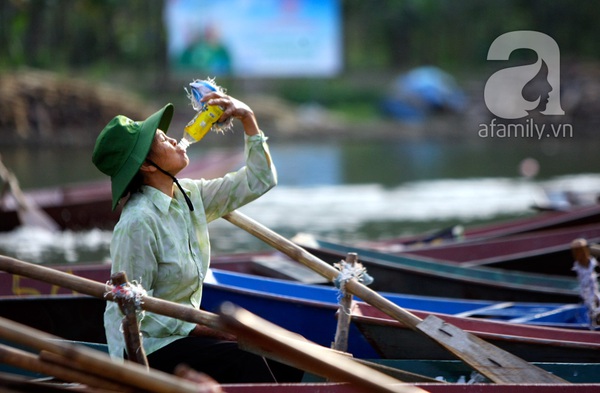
183 105 224 142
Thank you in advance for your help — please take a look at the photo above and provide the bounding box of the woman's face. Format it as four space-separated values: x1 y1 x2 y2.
147 129 189 175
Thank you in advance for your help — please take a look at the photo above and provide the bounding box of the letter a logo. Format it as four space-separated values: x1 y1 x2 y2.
484 31 564 119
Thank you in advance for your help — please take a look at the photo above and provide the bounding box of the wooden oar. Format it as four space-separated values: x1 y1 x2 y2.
0 255 435 387
222 210 569 385
219 302 427 393
0 156 59 231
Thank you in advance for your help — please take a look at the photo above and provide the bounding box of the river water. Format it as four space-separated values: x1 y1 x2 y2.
1 134 599 265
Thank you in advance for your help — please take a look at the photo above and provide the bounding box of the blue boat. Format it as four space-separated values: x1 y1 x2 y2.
200 268 591 359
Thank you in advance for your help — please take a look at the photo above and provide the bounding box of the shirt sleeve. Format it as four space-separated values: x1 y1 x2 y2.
193 131 277 223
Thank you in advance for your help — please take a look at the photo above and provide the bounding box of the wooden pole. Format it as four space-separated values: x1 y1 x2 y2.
0 343 132 392
572 238 592 268
222 210 569 385
331 252 357 352
0 254 221 328
111 271 149 368
0 315 208 393
570 238 600 327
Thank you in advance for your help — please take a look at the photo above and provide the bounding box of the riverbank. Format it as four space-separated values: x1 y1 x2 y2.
1 67 598 147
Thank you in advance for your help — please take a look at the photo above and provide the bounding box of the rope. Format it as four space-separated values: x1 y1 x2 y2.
333 259 374 314
105 280 148 322
572 257 600 329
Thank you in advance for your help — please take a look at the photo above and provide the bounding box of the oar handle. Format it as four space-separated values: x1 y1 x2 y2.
0 255 220 329
222 210 423 328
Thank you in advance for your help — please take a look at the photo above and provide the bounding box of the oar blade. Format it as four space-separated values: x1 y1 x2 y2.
417 315 569 384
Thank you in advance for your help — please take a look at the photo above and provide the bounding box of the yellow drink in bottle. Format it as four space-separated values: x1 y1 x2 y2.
179 105 224 148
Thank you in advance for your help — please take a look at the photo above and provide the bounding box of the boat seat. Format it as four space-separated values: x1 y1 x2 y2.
456 302 587 326
454 302 560 320
508 303 586 324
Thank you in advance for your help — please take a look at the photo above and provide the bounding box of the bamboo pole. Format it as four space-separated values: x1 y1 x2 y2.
0 316 207 393
0 343 129 392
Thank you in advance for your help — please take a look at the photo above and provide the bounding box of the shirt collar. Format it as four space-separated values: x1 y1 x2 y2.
140 184 192 214
140 185 174 214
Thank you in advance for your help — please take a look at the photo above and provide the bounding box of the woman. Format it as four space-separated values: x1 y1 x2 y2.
92 92 297 383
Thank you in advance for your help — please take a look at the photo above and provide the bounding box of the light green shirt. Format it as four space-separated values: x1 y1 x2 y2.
104 132 277 359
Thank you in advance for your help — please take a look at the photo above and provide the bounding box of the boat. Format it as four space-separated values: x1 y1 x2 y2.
2 325 600 393
1 258 600 387
361 203 600 248
4 377 600 393
350 302 600 363
293 236 585 302
0 150 243 232
364 223 600 276
0 266 595 359
353 359 600 384
200 270 592 358
220 382 600 392
0 257 591 326
1 312 600 393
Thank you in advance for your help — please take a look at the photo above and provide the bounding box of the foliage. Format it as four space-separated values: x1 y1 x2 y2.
1 0 599 113
0 0 166 70
2 0 599 74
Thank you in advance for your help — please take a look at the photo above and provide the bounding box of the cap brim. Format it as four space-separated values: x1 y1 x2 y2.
110 103 174 210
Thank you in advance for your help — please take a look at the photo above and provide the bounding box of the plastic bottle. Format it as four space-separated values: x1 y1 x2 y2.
179 105 224 149
178 79 225 149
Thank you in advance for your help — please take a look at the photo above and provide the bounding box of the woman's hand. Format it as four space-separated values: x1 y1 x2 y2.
202 92 259 136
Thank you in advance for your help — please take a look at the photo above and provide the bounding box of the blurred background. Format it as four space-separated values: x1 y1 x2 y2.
1 0 600 264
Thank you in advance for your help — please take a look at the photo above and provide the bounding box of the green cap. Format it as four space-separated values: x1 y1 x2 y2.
92 104 174 210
